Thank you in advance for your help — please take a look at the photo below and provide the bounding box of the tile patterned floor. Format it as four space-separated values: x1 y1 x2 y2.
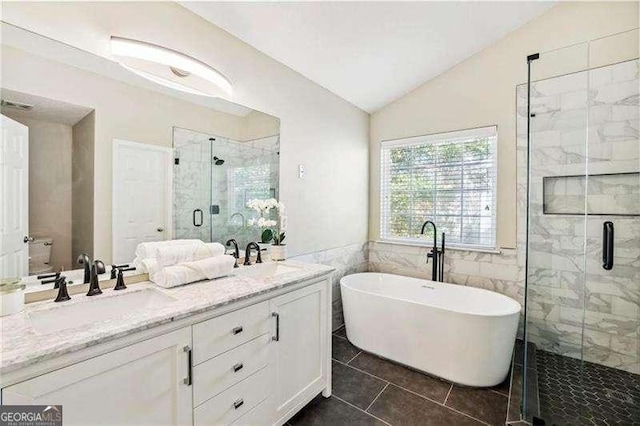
289 327 511 426
536 350 640 426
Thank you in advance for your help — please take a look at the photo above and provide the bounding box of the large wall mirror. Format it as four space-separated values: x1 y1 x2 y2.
0 23 280 290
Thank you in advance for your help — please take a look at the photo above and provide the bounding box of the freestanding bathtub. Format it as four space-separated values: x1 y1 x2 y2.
340 273 521 387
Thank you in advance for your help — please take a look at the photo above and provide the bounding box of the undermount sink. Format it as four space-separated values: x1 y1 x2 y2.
235 263 301 279
29 289 176 334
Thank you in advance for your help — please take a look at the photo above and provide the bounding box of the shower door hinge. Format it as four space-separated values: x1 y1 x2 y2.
174 158 180 165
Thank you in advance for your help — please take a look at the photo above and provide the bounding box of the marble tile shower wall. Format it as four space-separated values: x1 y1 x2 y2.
290 242 369 331
516 59 639 374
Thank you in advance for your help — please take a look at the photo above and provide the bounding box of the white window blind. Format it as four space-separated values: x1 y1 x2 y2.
380 126 497 249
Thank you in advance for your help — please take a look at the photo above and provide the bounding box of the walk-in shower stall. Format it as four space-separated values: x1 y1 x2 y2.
516 29 639 425
172 127 280 248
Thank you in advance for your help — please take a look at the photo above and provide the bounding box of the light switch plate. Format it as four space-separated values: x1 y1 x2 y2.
298 164 305 179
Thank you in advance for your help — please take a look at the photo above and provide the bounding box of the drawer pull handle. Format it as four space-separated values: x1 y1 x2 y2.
233 362 244 372
272 312 280 342
232 326 243 335
183 345 193 386
233 399 244 410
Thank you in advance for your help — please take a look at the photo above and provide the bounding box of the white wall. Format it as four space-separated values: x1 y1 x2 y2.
2 1 370 259
370 1 639 249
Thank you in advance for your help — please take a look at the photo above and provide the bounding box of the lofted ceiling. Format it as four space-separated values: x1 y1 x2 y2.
181 1 555 113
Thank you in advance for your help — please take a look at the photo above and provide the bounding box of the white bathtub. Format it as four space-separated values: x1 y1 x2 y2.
340 273 521 387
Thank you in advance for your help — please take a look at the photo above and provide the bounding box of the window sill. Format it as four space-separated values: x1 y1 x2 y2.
374 238 502 254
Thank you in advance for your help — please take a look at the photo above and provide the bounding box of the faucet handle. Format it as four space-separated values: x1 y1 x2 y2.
86 264 103 296
54 276 71 302
113 269 127 291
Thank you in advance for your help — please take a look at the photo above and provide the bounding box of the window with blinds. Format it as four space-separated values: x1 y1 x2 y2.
380 126 497 249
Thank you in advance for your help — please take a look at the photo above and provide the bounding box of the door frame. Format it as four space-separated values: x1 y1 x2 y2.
112 139 173 263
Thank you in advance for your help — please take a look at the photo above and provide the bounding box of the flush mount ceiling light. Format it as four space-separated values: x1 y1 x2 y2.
110 36 233 98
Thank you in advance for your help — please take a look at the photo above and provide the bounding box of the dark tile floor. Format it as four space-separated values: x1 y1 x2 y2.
536 350 640 426
289 327 512 426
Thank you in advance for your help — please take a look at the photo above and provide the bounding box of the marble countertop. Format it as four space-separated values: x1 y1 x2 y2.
0 260 334 374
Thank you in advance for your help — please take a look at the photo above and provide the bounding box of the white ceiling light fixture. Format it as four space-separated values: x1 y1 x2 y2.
110 36 233 99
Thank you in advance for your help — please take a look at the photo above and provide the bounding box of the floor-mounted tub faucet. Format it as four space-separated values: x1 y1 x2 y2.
421 221 439 281
421 221 445 282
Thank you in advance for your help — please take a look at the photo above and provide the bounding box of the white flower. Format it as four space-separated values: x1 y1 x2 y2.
256 217 277 228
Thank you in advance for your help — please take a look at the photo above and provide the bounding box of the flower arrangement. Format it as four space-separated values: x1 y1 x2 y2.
247 198 286 246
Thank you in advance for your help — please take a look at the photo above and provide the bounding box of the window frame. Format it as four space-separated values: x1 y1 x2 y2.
379 125 498 251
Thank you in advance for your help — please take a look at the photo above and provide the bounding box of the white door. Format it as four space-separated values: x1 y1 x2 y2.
113 139 172 264
2 327 193 426
269 281 330 424
0 115 29 279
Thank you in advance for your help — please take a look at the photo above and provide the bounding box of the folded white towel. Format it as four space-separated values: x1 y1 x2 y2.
151 255 236 288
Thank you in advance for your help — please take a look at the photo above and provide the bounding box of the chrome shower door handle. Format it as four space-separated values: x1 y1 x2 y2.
602 221 614 271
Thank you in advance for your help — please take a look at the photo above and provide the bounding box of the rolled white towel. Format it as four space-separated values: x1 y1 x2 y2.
151 264 202 288
155 242 226 268
133 239 203 272
151 255 236 288
183 255 236 280
135 239 202 260
205 243 226 258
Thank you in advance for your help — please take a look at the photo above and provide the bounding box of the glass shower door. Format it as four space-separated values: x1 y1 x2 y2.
521 30 640 425
172 127 213 241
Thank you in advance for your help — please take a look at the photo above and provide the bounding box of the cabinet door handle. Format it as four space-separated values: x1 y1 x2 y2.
272 312 280 342
183 345 192 386
233 399 244 410
233 362 243 372
603 221 614 270
232 326 243 335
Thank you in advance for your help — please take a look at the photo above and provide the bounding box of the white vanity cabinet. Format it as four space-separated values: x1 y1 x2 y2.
1 276 331 426
192 280 330 426
269 281 329 424
2 327 193 426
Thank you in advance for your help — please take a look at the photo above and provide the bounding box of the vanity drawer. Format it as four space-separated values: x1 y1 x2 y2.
231 397 271 426
193 333 270 406
193 301 270 365
194 367 270 426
